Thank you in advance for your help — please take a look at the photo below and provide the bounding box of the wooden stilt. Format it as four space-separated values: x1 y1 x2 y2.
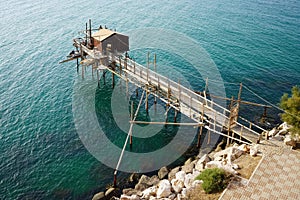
227 96 234 147
130 101 133 148
197 126 203 148
97 70 100 88
174 109 177 123
145 85 149 113
76 58 79 73
136 88 138 97
113 173 117 187
103 71 106 85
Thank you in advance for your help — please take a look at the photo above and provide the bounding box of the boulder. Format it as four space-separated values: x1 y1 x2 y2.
238 144 249 153
195 154 211 171
129 173 141 183
122 188 138 196
168 193 176 200
141 186 157 199
181 162 194 174
92 192 105 200
192 169 200 177
192 180 203 187
279 122 290 130
278 129 288 136
175 171 186 182
213 147 244 162
171 179 184 193
149 196 157 200
284 135 296 147
149 175 160 186
156 180 172 198
206 160 223 169
184 158 193 165
181 188 188 198
268 128 279 137
250 145 258 157
120 195 140 200
158 166 169 180
135 175 151 191
105 188 120 199
183 173 194 189
168 167 180 181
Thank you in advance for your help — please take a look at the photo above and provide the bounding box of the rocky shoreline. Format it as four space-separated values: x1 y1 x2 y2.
92 122 298 200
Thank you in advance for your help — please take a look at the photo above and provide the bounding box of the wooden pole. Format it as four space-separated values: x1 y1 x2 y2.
97 70 100 88
89 19 92 47
112 64 115 89
119 56 122 77
103 71 106 85
76 58 79 73
154 53 157 73
197 100 205 148
227 96 234 146
130 101 133 147
145 85 149 113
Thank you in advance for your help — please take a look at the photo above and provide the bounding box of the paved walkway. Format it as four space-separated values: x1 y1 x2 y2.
220 138 300 200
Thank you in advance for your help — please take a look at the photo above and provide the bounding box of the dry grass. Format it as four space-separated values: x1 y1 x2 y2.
233 153 262 179
187 185 222 200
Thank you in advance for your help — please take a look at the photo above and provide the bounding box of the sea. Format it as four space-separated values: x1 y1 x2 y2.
0 0 299 199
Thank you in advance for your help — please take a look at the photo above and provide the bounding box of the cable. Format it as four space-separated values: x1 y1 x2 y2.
243 84 300 120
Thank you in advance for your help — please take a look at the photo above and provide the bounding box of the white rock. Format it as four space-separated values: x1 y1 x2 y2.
278 129 288 136
168 193 176 200
192 180 203 187
184 173 194 189
171 179 184 193
232 164 239 170
284 135 296 147
141 186 157 199
120 195 131 200
156 179 172 198
268 128 278 137
279 122 289 130
149 196 157 200
175 171 186 182
120 195 140 200
181 188 188 198
192 169 200 178
237 144 248 152
177 194 183 200
199 154 211 163
214 156 223 161
206 160 223 169
250 145 258 157
223 163 238 174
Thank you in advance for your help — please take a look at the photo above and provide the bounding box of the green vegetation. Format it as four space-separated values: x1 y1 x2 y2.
195 168 229 194
280 86 300 138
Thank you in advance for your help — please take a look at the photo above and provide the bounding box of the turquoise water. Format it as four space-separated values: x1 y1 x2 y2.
0 0 299 199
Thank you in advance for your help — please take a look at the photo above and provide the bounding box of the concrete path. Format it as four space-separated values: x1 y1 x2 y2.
220 138 300 200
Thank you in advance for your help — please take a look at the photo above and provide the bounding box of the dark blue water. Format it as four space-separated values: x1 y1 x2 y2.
0 0 299 199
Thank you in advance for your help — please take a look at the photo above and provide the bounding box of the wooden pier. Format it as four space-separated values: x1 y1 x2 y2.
61 20 270 186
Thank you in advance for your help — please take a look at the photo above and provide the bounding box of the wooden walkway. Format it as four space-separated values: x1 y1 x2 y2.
77 42 266 144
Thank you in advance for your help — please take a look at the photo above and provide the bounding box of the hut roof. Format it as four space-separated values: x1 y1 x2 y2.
92 29 116 41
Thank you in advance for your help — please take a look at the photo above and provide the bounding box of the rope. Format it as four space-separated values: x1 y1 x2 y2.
243 84 300 120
